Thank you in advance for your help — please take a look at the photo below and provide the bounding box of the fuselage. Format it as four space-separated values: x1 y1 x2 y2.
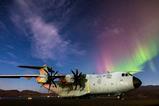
43 72 142 97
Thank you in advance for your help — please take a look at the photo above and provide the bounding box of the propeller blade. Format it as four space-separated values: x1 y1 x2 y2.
76 69 78 75
79 72 82 77
43 69 50 75
48 83 51 93
71 70 75 76
51 79 57 88
54 71 58 76
50 71 53 76
47 67 54 72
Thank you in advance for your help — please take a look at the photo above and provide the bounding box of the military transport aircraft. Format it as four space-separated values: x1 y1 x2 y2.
0 65 142 99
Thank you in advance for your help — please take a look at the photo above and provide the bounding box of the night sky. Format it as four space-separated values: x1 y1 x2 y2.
0 0 159 92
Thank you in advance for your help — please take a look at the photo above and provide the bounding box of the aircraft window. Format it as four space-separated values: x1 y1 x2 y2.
122 73 129 77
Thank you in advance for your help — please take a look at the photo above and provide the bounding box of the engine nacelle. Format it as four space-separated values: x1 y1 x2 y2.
64 74 74 83
36 76 47 83
36 68 48 83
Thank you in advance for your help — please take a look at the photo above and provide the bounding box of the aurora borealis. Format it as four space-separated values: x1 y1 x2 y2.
95 1 159 73
0 0 159 91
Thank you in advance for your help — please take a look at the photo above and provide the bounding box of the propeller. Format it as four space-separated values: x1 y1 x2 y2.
45 69 58 92
18 65 58 92
71 69 87 90
42 66 58 89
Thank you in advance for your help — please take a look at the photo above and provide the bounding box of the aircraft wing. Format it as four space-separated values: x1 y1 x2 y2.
18 65 44 69
0 74 65 78
0 74 45 78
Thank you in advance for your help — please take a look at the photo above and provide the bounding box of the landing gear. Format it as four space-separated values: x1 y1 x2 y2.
116 93 125 100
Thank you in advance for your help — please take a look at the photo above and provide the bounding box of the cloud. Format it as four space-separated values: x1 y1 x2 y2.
10 0 85 61
28 16 69 60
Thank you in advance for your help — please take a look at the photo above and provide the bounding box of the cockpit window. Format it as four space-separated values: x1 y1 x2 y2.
122 73 129 77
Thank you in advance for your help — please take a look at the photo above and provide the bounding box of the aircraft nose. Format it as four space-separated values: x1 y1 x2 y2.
133 76 142 88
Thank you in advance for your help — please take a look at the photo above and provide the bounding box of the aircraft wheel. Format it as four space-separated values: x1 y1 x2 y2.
117 95 121 99
117 93 125 100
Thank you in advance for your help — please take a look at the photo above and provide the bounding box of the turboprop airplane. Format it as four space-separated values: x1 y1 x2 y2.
0 65 142 99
